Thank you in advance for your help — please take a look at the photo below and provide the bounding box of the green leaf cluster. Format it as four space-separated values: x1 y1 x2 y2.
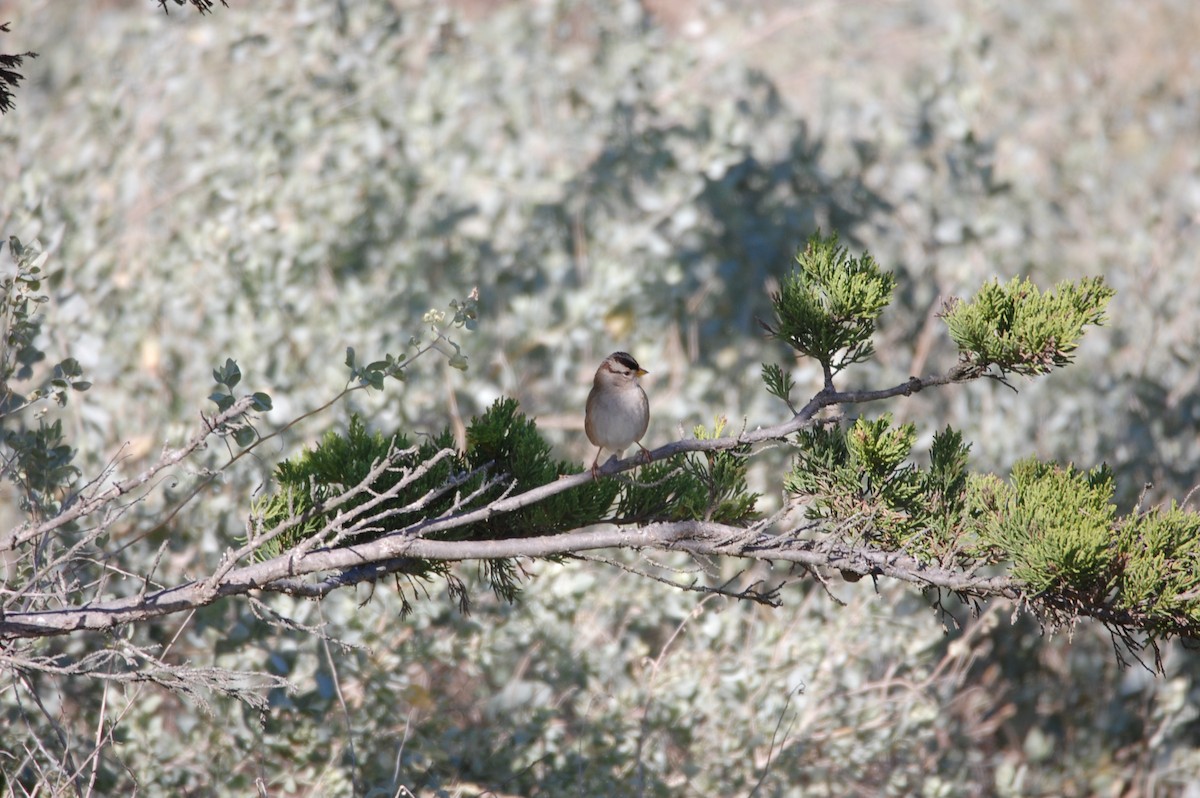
1 237 91 517
1 238 93 413
942 276 1114 376
2 419 79 517
1 237 51 395
207 358 272 448
344 346 407 391
967 459 1116 596
786 415 970 553
342 291 479 391
764 232 896 376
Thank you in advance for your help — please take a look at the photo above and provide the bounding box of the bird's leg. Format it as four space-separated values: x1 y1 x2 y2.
590 448 603 478
636 442 652 463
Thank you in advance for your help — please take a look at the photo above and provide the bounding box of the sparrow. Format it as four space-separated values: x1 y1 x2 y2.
585 351 651 477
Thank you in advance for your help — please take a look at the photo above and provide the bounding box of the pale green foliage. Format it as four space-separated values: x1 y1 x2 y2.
1115 505 1200 634
942 276 1115 377
967 459 1117 594
848 414 918 477
764 232 896 376
792 407 1200 640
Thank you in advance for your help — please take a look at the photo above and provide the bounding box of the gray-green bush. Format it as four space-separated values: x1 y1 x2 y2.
3 1 1200 795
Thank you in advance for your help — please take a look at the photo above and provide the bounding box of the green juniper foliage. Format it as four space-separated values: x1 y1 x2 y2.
616 417 759 525
251 415 463 609
760 362 796 410
252 416 460 558
787 415 970 554
459 397 620 543
967 459 1117 596
0 22 36 116
1114 503 1200 634
966 462 1200 635
768 237 1200 642
763 231 896 377
787 401 1200 639
941 275 1114 377
924 426 972 540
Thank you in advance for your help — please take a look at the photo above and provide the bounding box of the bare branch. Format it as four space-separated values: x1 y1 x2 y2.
1 396 259 552
0 516 1020 639
0 365 1025 640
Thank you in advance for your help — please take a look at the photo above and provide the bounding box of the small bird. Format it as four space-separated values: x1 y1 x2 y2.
585 351 652 477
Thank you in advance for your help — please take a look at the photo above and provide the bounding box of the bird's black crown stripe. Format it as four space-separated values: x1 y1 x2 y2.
611 352 640 371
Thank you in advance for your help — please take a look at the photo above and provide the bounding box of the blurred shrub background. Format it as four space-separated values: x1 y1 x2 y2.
3 0 1199 794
